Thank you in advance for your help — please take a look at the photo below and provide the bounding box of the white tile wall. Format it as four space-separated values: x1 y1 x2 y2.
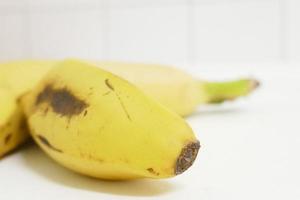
287 0 300 60
0 0 27 7
0 13 27 61
109 0 187 8
193 1 281 62
29 10 106 59
27 0 99 6
0 0 299 64
108 5 189 65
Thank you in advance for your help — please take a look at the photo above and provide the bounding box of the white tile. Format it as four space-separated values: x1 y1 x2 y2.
287 0 300 61
108 5 188 65
193 1 281 62
0 0 27 7
109 0 186 8
0 0 28 15
27 0 102 7
29 10 106 60
0 14 27 61
27 0 107 13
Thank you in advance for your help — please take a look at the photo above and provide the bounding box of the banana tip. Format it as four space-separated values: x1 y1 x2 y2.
249 79 260 91
175 140 200 175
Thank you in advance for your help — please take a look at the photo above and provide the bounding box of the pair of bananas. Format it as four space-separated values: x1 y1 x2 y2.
0 60 259 180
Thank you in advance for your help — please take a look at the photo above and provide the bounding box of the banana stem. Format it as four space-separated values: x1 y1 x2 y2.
201 78 260 104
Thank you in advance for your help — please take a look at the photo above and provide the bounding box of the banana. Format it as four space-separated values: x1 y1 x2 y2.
0 60 55 94
94 61 260 116
0 88 29 157
0 60 258 158
21 59 200 180
0 61 54 157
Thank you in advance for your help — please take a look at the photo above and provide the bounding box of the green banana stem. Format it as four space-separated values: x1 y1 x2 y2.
201 78 260 104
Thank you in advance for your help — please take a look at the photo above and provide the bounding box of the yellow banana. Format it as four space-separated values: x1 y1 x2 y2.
0 59 258 158
21 59 200 180
0 61 54 157
94 61 259 116
0 88 28 157
0 60 55 95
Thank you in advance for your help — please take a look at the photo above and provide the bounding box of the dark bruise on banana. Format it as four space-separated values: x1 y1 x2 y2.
4 133 12 144
35 84 89 118
36 135 63 153
105 79 115 91
32 81 132 155
35 81 131 122
147 168 160 176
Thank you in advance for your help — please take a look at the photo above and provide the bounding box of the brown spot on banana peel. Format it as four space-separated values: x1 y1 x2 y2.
83 110 88 116
4 133 12 144
36 85 88 118
175 140 200 175
105 79 115 91
36 135 63 153
147 168 160 176
79 151 104 163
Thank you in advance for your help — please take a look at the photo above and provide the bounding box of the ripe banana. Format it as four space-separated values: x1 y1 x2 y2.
0 60 55 95
0 61 54 157
0 60 258 159
94 61 259 116
21 59 200 180
0 88 29 157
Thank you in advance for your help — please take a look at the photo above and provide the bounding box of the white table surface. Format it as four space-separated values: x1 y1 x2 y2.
1 63 300 200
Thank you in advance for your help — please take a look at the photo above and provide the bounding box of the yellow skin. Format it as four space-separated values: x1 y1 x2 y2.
0 60 55 95
22 60 200 180
94 62 205 116
0 60 258 159
0 61 54 157
0 88 28 157
94 61 259 116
